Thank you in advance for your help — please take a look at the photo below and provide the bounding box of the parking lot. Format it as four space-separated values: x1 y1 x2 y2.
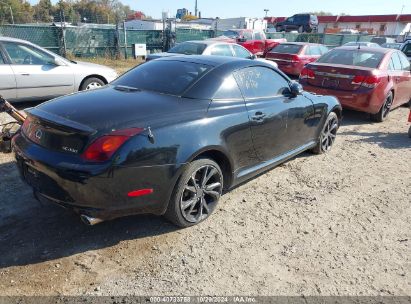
0 101 409 295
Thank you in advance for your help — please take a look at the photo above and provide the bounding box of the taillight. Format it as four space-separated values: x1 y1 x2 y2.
291 55 300 63
82 127 144 162
21 116 33 135
351 74 381 88
300 67 315 79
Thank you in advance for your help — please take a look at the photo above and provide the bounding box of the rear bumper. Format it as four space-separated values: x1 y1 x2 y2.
12 133 181 220
301 84 384 114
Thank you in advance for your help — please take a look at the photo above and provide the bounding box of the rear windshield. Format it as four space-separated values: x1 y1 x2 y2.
112 60 212 95
223 30 240 39
316 49 385 68
270 44 303 54
168 42 207 55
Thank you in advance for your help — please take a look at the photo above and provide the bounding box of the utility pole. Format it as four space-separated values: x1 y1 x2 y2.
195 0 198 17
264 9 269 17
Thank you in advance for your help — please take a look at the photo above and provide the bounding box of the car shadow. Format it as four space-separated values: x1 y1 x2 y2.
0 159 178 269
339 109 372 126
338 130 410 149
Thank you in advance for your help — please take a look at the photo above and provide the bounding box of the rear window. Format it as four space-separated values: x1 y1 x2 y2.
112 60 212 95
168 42 207 55
270 44 303 54
316 49 385 68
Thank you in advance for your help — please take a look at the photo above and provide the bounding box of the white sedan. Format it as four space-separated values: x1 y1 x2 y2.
0 37 118 103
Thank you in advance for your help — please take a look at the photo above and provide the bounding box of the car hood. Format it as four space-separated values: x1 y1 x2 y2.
69 61 118 77
28 86 208 134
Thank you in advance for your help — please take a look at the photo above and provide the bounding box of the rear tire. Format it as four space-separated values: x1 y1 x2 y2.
165 159 223 228
80 77 105 91
370 92 393 122
311 112 339 154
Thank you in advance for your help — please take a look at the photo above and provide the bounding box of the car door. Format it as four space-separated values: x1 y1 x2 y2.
0 46 17 101
2 41 75 101
233 66 294 161
388 52 409 106
397 52 411 105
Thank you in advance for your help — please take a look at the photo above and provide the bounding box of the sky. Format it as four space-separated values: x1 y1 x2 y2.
27 0 410 19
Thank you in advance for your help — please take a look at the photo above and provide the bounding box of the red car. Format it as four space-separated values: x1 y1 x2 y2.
212 29 286 56
265 42 329 76
408 109 411 138
300 46 411 122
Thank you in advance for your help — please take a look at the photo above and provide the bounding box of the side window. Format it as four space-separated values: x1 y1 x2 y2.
320 46 329 54
234 67 289 99
232 45 252 58
388 58 395 71
0 51 4 64
391 52 403 70
287 17 294 23
398 52 410 71
210 45 233 57
308 46 322 56
3 42 53 65
254 32 263 40
402 43 411 57
213 74 243 100
304 46 311 55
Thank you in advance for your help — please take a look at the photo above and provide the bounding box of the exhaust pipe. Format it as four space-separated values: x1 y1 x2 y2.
80 214 104 226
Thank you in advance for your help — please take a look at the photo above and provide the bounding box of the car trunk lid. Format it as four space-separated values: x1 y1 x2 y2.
303 63 378 91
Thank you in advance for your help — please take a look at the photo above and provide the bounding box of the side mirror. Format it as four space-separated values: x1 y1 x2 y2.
248 54 257 60
237 37 247 43
52 58 66 66
289 81 303 97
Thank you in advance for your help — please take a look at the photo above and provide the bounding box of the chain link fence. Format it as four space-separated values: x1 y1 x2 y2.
0 24 381 58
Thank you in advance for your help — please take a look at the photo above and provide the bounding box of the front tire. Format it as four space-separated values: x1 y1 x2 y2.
165 159 223 228
370 92 393 122
80 77 105 91
311 112 339 154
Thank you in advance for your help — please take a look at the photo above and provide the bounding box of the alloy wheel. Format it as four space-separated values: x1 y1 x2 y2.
180 165 222 223
382 95 393 119
321 116 338 152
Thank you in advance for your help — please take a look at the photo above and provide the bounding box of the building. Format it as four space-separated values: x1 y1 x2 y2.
212 17 267 31
125 19 164 30
265 14 411 36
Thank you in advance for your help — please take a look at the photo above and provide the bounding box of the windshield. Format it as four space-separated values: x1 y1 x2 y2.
168 42 207 55
317 49 385 68
270 44 303 54
112 60 212 95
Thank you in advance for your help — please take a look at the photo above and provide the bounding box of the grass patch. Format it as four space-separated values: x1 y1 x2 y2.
68 56 143 75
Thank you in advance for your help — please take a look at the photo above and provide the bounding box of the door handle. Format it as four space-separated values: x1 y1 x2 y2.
20 73 30 76
251 111 266 121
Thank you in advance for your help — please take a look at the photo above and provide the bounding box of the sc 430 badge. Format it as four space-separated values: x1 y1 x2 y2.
62 146 79 153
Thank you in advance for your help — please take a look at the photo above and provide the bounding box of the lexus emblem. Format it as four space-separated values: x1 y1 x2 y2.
35 129 43 140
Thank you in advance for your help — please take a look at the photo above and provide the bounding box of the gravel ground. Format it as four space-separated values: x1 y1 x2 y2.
0 104 410 296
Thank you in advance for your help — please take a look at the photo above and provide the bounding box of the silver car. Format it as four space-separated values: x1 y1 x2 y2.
0 37 118 103
146 40 278 68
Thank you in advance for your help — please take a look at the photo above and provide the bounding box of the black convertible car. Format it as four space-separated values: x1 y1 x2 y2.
13 56 341 227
